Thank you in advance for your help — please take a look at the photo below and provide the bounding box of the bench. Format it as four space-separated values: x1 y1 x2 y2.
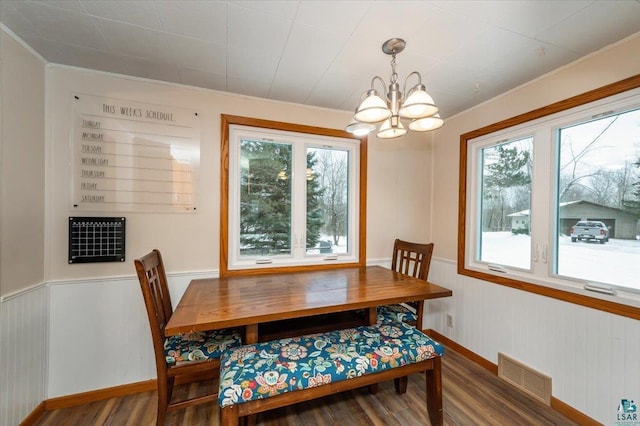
218 322 444 425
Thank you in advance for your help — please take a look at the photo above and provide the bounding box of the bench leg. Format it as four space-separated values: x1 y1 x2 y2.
394 376 408 394
425 357 443 426
368 383 378 394
220 405 240 426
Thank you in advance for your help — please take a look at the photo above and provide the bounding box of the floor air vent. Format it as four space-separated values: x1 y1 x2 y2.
498 353 551 405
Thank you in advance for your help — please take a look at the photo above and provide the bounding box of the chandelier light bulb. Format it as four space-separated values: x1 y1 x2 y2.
377 117 407 139
354 90 391 123
399 85 438 119
408 114 444 132
345 119 376 136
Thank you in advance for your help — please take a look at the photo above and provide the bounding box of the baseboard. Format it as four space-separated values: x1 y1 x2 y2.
45 379 156 410
426 329 497 374
425 329 600 426
19 401 46 426
23 370 217 423
551 396 601 426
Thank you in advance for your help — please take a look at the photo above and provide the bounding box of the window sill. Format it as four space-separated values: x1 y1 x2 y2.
458 263 640 320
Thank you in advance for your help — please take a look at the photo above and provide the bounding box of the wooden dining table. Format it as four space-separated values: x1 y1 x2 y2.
165 265 452 343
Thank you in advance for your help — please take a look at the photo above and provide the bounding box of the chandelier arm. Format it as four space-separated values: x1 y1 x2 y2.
402 71 423 97
370 76 388 94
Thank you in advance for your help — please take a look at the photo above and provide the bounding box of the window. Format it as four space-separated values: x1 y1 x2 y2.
479 136 533 269
556 107 640 289
221 115 367 275
460 75 640 318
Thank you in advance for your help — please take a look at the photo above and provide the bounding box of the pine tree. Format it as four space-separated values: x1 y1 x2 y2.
483 144 531 231
240 141 291 255
622 158 640 215
306 150 324 249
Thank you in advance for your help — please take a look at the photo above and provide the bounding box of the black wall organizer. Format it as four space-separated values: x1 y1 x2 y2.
68 217 126 263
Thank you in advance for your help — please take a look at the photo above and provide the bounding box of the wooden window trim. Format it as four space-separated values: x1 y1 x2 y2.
458 74 640 321
220 114 367 277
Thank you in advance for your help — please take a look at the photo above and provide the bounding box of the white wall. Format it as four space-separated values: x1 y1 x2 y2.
0 285 48 426
47 272 197 397
426 33 640 424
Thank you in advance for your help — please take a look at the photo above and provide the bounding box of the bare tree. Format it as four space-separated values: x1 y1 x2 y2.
586 169 618 205
558 116 619 201
613 160 640 208
315 150 348 246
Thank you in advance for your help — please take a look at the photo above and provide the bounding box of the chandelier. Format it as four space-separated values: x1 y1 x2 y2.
346 38 443 139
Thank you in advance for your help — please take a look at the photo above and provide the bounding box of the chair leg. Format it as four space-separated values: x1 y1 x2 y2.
368 383 378 394
156 376 173 426
394 376 408 394
425 357 443 426
156 386 168 425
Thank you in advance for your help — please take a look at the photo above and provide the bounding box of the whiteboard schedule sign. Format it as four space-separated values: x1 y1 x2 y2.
72 94 200 212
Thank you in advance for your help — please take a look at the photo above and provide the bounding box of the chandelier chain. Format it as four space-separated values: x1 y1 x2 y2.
390 54 398 84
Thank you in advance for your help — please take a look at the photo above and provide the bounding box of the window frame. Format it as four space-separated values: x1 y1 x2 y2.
458 74 640 321
221 114 367 277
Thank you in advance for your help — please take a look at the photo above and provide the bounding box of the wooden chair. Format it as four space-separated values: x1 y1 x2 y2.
135 249 241 425
378 239 434 329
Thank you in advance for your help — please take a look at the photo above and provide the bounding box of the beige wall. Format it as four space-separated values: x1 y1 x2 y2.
0 28 46 297
431 32 640 260
47 66 432 280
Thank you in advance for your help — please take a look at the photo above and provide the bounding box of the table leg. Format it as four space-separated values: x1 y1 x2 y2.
367 307 377 325
244 324 258 344
242 327 259 426
367 306 378 395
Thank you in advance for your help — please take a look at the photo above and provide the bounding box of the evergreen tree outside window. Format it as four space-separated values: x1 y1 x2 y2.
480 137 532 269
239 140 293 256
305 148 326 252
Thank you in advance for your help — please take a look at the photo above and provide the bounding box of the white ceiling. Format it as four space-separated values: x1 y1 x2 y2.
2 0 640 118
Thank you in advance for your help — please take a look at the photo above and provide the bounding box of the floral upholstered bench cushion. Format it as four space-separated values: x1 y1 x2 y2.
377 303 418 324
164 329 242 365
218 322 444 407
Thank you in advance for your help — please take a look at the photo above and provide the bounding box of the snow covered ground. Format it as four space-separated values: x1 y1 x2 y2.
481 232 640 291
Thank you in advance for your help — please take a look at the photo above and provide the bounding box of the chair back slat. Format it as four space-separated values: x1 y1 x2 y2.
391 239 434 281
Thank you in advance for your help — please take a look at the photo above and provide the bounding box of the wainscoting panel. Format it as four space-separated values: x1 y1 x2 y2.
0 284 48 426
47 271 214 399
424 258 640 425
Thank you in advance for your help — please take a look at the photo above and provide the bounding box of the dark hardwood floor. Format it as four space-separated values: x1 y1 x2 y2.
34 346 577 425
